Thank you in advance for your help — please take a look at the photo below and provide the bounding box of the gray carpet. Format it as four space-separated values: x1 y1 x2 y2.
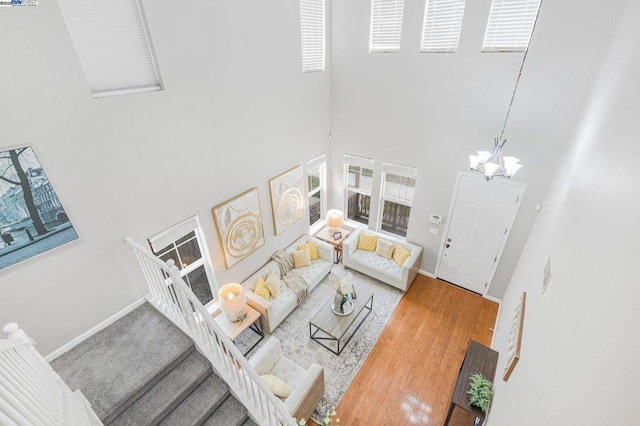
241 266 403 423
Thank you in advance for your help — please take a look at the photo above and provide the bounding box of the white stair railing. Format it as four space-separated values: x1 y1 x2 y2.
125 237 296 426
0 324 102 426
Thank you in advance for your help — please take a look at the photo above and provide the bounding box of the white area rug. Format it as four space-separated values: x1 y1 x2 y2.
241 266 403 422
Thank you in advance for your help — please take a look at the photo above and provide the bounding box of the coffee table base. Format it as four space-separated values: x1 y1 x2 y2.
309 296 373 355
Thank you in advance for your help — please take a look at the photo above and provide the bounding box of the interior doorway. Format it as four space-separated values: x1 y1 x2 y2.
436 172 525 295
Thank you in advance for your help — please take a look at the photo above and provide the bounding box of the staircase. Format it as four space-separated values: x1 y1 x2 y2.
50 303 257 426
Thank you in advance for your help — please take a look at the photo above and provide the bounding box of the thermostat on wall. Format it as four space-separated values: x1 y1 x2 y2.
429 214 442 225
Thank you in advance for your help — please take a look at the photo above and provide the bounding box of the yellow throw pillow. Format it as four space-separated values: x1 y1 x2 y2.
358 232 378 251
254 280 271 300
297 242 319 260
265 270 280 297
261 374 291 398
393 244 412 266
293 248 311 268
251 276 265 291
375 239 395 260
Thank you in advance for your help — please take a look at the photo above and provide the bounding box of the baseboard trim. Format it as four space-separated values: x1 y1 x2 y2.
488 296 502 349
45 297 147 362
484 295 501 304
418 269 436 279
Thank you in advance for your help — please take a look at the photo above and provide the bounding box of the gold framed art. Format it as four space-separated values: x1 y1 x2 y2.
269 165 305 235
212 187 265 269
503 291 526 381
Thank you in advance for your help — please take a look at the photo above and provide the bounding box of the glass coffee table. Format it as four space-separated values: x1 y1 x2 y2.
309 286 373 355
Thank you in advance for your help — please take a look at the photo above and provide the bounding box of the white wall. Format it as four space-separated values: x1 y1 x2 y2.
488 0 640 423
329 0 625 298
0 1 330 356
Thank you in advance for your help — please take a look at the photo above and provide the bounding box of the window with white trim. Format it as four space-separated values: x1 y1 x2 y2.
57 0 162 98
378 162 417 237
307 154 326 227
369 0 405 53
344 154 374 225
148 216 216 306
300 0 325 72
482 0 542 52
420 0 466 53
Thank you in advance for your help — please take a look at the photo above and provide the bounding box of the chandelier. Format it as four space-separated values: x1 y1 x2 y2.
469 136 521 179
469 1 544 180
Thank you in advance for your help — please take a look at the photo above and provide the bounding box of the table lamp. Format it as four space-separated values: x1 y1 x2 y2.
218 283 247 322
326 209 344 233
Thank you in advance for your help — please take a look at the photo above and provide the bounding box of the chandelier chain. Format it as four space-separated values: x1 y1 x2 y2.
499 0 544 139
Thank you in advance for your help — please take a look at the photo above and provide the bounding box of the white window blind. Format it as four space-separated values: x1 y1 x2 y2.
345 154 374 170
148 216 199 253
300 0 325 72
482 0 542 52
382 162 416 204
307 154 326 172
369 0 405 53
420 0 466 53
345 154 374 194
57 0 162 98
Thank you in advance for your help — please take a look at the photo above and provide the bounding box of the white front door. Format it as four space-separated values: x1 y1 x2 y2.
437 173 524 294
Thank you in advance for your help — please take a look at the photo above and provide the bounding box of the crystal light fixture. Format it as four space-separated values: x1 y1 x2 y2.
469 136 522 179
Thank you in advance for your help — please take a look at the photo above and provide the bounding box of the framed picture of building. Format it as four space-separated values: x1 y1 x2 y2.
0 146 78 271
212 187 265 269
269 165 305 235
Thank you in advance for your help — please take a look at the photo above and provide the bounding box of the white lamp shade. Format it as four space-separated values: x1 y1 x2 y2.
469 155 481 169
326 209 344 230
484 162 500 178
503 157 522 177
478 151 492 162
218 283 246 322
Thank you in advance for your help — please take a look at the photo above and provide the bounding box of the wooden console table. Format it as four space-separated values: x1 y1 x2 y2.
444 340 499 425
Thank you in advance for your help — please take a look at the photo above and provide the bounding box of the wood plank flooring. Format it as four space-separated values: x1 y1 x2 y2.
312 274 499 425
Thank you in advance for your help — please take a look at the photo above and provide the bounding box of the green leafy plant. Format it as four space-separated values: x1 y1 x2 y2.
467 372 494 414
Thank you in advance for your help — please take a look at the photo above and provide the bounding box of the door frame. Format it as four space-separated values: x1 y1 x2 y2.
434 171 527 296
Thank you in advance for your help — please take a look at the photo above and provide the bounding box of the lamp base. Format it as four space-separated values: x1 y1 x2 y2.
328 226 341 234
224 310 246 322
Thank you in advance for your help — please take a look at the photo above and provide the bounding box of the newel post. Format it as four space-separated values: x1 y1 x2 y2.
3 322 31 343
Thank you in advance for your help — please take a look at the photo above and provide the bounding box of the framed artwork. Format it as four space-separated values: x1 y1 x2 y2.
212 188 265 269
333 231 342 240
269 166 305 235
503 291 526 381
0 146 78 271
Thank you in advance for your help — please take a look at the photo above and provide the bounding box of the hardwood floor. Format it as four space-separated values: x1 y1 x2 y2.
311 274 499 425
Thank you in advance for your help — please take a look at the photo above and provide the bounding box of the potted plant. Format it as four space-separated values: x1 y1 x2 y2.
467 372 494 414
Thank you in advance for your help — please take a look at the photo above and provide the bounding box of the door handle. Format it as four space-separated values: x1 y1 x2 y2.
445 244 450 248
447 238 451 242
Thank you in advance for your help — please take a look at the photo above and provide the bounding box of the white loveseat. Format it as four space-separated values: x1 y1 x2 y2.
250 336 324 420
343 229 423 291
241 235 333 334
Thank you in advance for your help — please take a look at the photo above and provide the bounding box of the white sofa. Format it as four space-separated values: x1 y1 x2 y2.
241 235 333 334
250 337 324 420
343 229 423 291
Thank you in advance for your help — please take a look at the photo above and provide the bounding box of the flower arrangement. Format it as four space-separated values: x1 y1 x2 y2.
296 406 339 425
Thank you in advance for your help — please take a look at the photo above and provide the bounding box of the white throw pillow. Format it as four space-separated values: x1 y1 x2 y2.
375 239 395 260
261 374 291 398
293 248 311 268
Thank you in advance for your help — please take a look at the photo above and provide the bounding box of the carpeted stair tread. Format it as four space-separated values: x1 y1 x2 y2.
51 303 195 423
202 395 248 426
159 372 229 426
242 418 258 426
110 350 213 426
